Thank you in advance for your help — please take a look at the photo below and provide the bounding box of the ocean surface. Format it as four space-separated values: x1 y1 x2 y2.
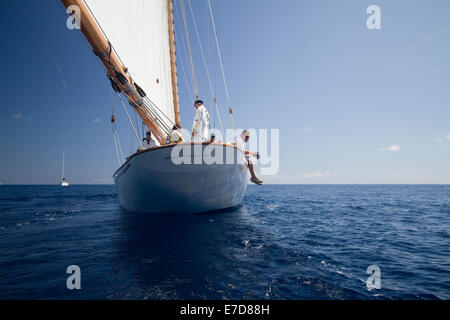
0 184 449 300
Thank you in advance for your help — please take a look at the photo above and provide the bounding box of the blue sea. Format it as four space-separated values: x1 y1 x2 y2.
0 185 449 300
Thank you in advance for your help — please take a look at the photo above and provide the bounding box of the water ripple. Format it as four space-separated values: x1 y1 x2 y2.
0 184 449 299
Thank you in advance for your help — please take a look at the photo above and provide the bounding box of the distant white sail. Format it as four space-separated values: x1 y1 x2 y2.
84 0 175 130
61 150 69 187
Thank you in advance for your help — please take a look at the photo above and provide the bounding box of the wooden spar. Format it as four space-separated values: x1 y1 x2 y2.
168 0 180 126
62 0 167 145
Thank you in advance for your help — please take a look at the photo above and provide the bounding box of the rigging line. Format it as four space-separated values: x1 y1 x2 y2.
120 78 173 139
179 0 200 99
111 122 122 166
110 87 124 163
174 0 197 101
57 1 106 73
115 79 172 136
142 96 176 129
115 122 125 163
206 10 217 130
110 85 115 114
187 0 224 133
173 2 194 102
206 5 216 130
129 100 162 134
116 92 143 149
179 52 194 102
207 0 235 130
140 101 172 138
83 0 126 68
133 107 139 139
136 95 173 135
141 104 171 136
175 35 194 102
129 127 133 156
142 100 172 133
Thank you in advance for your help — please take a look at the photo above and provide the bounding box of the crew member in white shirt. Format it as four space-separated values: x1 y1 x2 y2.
191 100 210 143
237 130 263 185
169 123 183 144
142 131 157 149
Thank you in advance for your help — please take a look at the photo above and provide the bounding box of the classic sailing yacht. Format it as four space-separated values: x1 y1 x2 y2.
61 0 248 213
61 150 69 187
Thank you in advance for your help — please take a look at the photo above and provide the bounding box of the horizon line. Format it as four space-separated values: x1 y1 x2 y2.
1 183 449 186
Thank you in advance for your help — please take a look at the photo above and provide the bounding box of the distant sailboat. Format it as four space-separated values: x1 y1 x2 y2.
60 0 248 213
61 151 69 187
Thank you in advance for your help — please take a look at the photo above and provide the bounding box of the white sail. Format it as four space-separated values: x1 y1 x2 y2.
61 150 64 181
84 0 175 130
61 150 69 187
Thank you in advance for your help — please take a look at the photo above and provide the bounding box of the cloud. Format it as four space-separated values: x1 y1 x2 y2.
301 171 333 178
380 145 400 152
93 118 102 124
435 135 450 143
389 169 400 177
12 113 31 120
304 126 314 132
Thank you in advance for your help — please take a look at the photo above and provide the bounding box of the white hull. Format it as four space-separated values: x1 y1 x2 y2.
114 143 248 214
61 181 69 187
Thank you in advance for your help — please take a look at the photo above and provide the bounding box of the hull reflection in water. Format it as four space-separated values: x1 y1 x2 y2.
114 143 248 214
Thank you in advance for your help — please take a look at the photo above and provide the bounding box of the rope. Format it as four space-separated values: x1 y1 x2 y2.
207 0 236 130
111 121 122 166
84 0 126 68
174 0 196 102
133 107 140 143
110 88 124 165
117 92 143 149
178 46 194 102
179 0 200 99
187 0 224 133
115 78 174 137
142 97 175 134
115 121 124 162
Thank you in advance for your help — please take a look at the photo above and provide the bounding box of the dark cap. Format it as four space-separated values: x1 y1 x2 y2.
194 100 203 105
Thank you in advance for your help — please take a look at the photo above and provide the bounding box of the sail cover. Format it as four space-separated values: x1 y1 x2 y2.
84 0 175 131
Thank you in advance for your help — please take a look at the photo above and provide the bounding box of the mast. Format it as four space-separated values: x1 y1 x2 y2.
168 0 180 126
61 151 65 180
62 0 167 145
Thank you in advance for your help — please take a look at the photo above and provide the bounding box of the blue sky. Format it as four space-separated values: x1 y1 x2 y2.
0 0 449 184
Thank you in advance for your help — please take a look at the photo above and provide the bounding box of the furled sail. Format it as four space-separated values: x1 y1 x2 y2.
84 0 176 132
